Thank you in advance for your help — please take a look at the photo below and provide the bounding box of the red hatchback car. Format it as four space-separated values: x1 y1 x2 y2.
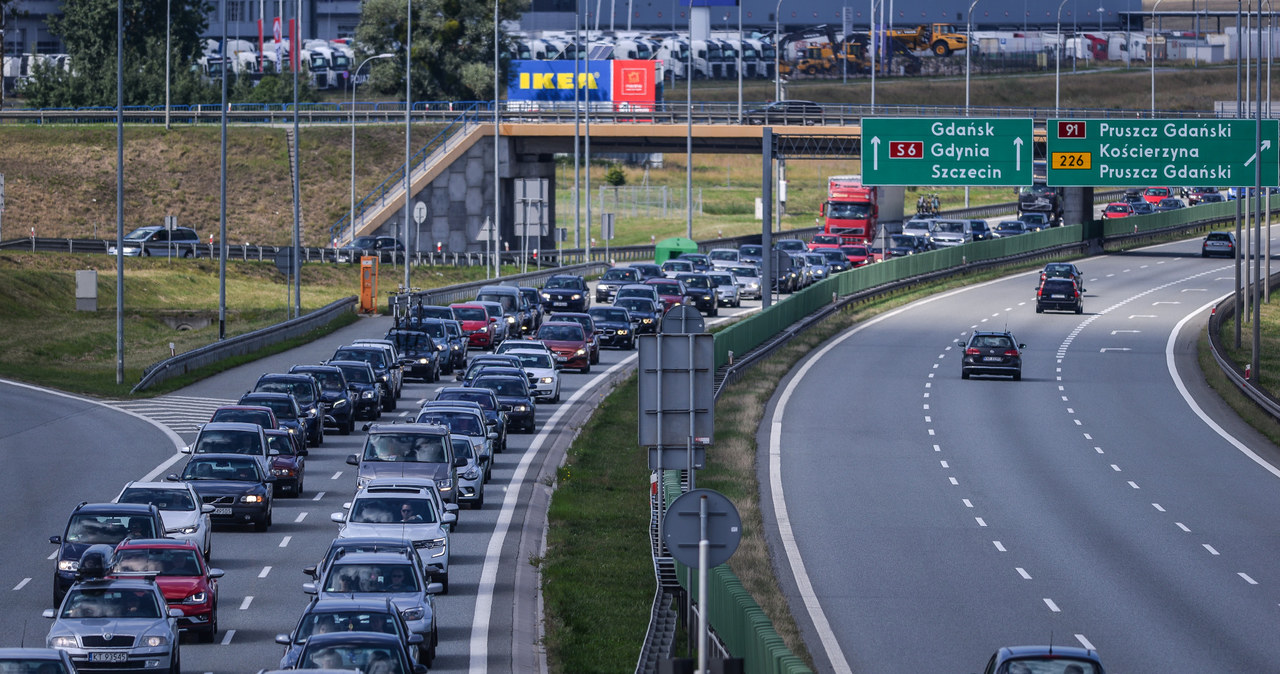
1102 202 1134 219
109 538 224 642
1142 186 1174 204
536 321 591 373
451 303 498 349
839 244 872 266
645 278 685 312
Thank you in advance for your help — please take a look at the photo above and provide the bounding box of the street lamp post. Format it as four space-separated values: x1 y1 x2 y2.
1057 0 1069 115
774 0 783 101
1151 0 1165 114
165 0 171 130
403 0 413 291
349 54 394 249
966 0 980 113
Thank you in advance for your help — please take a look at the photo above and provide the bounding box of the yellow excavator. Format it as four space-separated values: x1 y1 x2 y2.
885 23 969 56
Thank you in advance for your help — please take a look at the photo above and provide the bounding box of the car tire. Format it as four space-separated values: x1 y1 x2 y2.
295 476 304 497
552 389 561 403
255 514 269 532
1013 371 1022 381
961 370 970 380
472 492 484 509
342 416 354 435
1075 304 1083 315
1035 305 1043 313
419 643 434 668
580 364 591 374
441 575 449 595
199 611 218 643
169 647 180 674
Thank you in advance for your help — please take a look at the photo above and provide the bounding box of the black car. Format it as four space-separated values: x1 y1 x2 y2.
887 234 927 257
957 331 1025 381
994 220 1029 237
969 220 994 241
385 328 441 382
275 597 421 670
171 453 274 531
613 297 660 334
588 306 636 349
470 375 536 434
743 100 823 125
407 319 461 375
434 386 507 453
1202 231 1236 258
252 373 325 446
674 273 719 316
1036 278 1083 314
518 287 544 331
339 235 405 264
596 267 642 303
540 274 591 313
332 345 400 412
329 360 384 421
627 263 664 281
290 365 358 435
239 391 311 444
50 502 166 606
738 244 763 265
1039 262 1085 292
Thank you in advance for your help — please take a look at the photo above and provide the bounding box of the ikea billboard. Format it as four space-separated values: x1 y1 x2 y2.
507 60 657 108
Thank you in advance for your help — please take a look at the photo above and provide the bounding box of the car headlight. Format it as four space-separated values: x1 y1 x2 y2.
362 390 375 399
307 407 318 416
642 318 654 324
436 478 453 491
462 467 480 480
618 329 629 335
539 377 553 384
506 316 516 323
451 344 460 350
58 560 79 572
183 591 208 604
380 375 388 381
400 606 425 621
287 427 296 434
575 348 586 356
176 525 198 534
437 344 446 351
332 399 347 408
571 294 581 300
702 295 712 300
540 292 551 300
272 468 296 477
240 494 265 503
418 358 428 364
513 404 528 412
142 635 170 647
50 636 78 648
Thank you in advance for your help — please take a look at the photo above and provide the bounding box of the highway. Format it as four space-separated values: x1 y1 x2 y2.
766 232 1280 672
0 289 757 673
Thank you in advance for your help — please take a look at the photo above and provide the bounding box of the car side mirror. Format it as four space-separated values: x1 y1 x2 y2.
1019 343 1027 349
302 582 318 595
297 447 309 457
303 565 318 578
955 340 965 347
50 535 61 545
43 609 57 619
454 457 467 467
166 474 181 482
275 634 292 645
346 454 359 466
443 512 457 526
201 504 216 514
425 581 444 595
169 608 185 619
180 446 192 454
330 512 346 523
208 568 225 579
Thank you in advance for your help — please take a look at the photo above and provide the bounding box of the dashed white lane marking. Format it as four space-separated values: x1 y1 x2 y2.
258 566 272 578
330 471 343 480
1076 635 1095 650
220 629 235 645
1240 573 1259 585
1016 568 1032 580
975 518 987 527
962 499 973 508
1128 481 1141 489
1044 598 1061 612
312 492 325 501
1203 544 1220 556
1176 522 1190 532
239 597 252 610
1153 503 1165 512
948 477 959 485
1110 464 1122 472
279 536 291 548
993 541 1006 552
13 578 30 591
295 512 307 523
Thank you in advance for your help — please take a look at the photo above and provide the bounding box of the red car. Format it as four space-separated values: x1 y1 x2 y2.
807 234 841 251
264 427 307 497
1142 186 1174 204
645 278 685 312
1102 202 1134 219
109 538 223 642
839 244 872 266
451 302 498 349
536 321 591 373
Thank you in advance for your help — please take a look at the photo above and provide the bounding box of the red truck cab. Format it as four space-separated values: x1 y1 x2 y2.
820 175 879 244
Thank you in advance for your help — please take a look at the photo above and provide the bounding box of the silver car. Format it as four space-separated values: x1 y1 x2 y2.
706 248 741 268
725 265 762 299
930 219 972 247
706 271 741 307
332 480 456 592
448 437 485 509
45 576 183 674
114 481 214 561
503 348 561 403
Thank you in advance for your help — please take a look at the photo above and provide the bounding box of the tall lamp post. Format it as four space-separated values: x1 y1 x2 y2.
1150 0 1165 114
965 0 980 113
1056 0 1069 115
349 53 394 248
402 0 413 292
774 0 783 100
165 0 171 130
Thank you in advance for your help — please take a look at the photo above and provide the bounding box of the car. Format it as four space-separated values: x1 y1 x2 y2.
447 436 485 508
737 244 764 265
0 648 77 674
1155 196 1186 212
1202 230 1237 257
799 253 831 282
994 220 1029 236
957 330 1025 381
1199 192 1227 203
706 248 741 267
724 264 763 298
107 224 201 258
495 338 551 357
330 481 456 591
1121 189 1145 204
743 99 823 125
772 238 807 254
518 287 545 331
1130 200 1155 215
332 345 401 411
1036 277 1083 314
456 354 525 385
540 274 591 313
475 285 533 335
350 340 406 398
171 452 274 531
595 267 642 303
901 218 938 245
613 297 661 334
235 392 308 447
329 360 385 421
204 413 288 481
338 235 405 264
345 423 459 502
615 282 661 307
627 262 664 280
303 537 417 586
439 319 470 370
292 630 427 674
705 271 742 307
50 502 168 606
677 252 712 271
113 481 214 561
384 328 440 383
660 259 695 278
645 278 686 312
448 302 498 350
432 386 507 453
1142 186 1174 204
1040 262 1085 291
588 306 637 349
1185 186 1221 205
806 235 842 251
816 248 851 273
1102 202 1134 219
470 375 537 433
301 549 441 665
109 538 224 642
838 244 872 266
978 644 1104 674
473 300 513 346
264 427 308 497
252 373 325 446
406 304 454 326
887 234 927 257
502 348 561 402
290 364 358 434
208 403 279 430
44 567 183 674
969 219 995 241
415 404 496 482
553 312 602 363
1019 212 1050 231
536 321 592 373
276 597 421 670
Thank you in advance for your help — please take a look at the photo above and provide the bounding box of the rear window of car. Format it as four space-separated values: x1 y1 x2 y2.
1207 233 1232 242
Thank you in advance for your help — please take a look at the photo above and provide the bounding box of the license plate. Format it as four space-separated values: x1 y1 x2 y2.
1050 294 1066 299
213 507 232 515
89 653 129 663
553 302 567 307
983 356 1003 362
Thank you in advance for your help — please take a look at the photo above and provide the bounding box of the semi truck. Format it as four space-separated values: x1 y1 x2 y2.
818 175 906 243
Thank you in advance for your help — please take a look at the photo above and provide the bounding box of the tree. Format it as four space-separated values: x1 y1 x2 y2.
353 0 526 102
19 0 215 108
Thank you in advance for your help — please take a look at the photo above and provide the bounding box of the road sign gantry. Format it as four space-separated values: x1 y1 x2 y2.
860 117 1034 187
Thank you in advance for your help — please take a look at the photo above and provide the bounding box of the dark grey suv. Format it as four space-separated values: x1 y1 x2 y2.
1035 278 1083 314
957 331 1025 381
744 100 824 125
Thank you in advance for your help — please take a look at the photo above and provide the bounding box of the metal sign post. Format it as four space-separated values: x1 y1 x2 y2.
662 488 741 673
601 212 614 263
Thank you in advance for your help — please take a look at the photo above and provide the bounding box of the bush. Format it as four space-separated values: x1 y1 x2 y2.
604 165 626 187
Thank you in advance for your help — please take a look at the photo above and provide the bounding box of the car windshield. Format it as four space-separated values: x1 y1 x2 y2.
828 202 872 219
182 457 260 481
387 331 431 352
409 305 453 321
538 324 585 341
266 433 296 456
819 252 845 263
113 548 203 576
61 588 162 619
1146 188 1170 196
708 250 737 261
362 433 449 462
601 269 636 281
336 364 374 384
663 261 692 271
450 439 475 461
334 349 386 368
117 487 195 511
194 428 263 454
543 277 583 290
651 283 680 294
301 644 407 674
511 352 554 369
242 397 296 419
0 659 71 674
890 235 917 245
996 658 1100 674
297 611 400 641
476 293 517 312
615 299 655 313
739 245 762 256
840 247 868 256
474 377 527 397
997 222 1023 230
1105 205 1129 213
65 514 156 544
123 228 158 242
679 275 711 289
589 308 630 322
729 266 759 277
708 274 734 286
348 497 438 524
324 563 420 593
436 390 495 409
299 369 345 390
453 306 487 321
939 221 966 233
256 380 313 405
617 288 653 299
1020 184 1057 196
416 411 483 437
209 409 271 426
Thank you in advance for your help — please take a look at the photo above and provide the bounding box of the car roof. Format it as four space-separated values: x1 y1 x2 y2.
329 359 376 370
365 423 449 436
307 596 397 612
200 421 265 432
292 364 342 373
115 537 200 551
74 502 158 515
0 649 70 661
120 480 193 492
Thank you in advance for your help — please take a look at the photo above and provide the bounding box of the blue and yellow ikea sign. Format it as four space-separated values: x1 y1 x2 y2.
508 61 611 102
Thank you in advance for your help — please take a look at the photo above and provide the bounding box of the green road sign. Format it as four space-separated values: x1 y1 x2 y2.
1046 118 1279 187
860 117 1034 186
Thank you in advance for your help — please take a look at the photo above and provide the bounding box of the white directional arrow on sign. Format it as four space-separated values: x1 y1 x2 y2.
1013 137 1024 172
870 136 881 171
1245 139 1273 167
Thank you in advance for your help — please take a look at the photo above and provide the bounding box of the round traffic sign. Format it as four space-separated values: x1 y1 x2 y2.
662 489 742 569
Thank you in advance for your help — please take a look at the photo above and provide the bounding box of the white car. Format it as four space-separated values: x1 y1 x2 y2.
495 339 552 357
114 481 214 560
706 271 741 307
332 478 458 593
503 348 561 403
725 264 762 299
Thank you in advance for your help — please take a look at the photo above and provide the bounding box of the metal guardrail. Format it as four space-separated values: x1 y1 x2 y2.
1208 281 1280 417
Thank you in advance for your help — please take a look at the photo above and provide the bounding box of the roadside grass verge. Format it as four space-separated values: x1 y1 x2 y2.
1208 301 1280 446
